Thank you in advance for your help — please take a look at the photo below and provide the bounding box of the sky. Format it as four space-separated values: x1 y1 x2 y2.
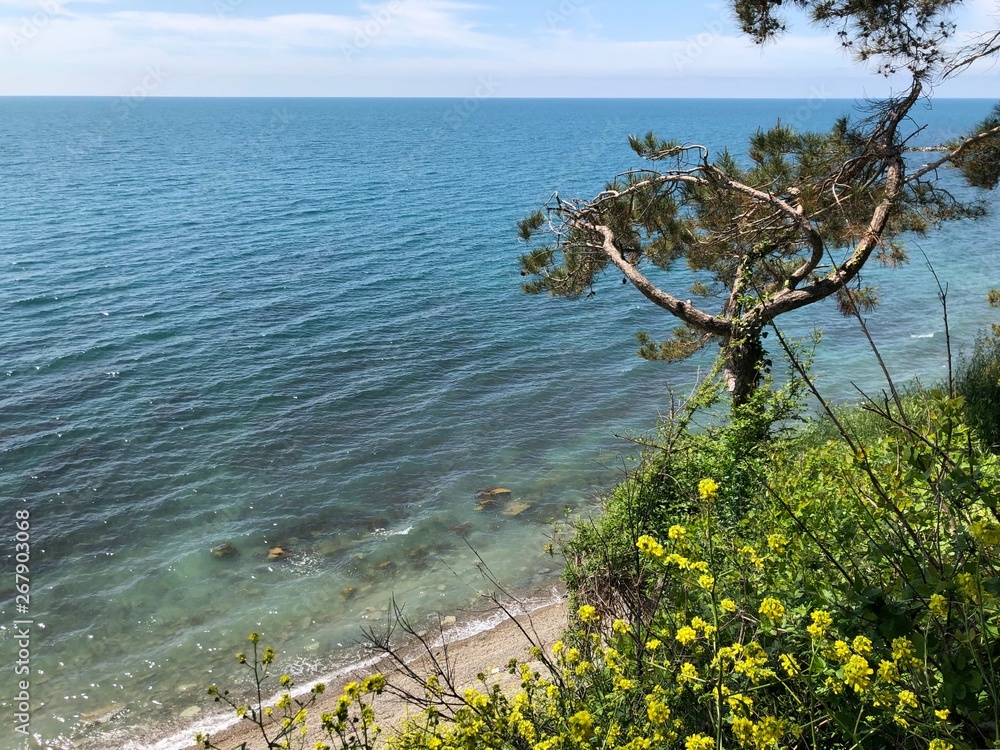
0 0 998 97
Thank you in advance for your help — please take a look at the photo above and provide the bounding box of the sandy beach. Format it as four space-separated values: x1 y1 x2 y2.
177 596 569 750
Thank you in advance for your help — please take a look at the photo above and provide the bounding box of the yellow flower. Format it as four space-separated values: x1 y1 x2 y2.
361 674 386 693
613 619 630 635
778 653 799 677
806 610 833 640
928 740 953 750
685 733 714 750
727 693 753 714
646 698 671 725
568 710 594 742
957 572 978 601
249 633 261 645
898 690 918 711
675 626 697 645
578 604 599 624
832 640 852 661
731 716 754 745
843 655 873 694
668 524 687 541
878 660 899 684
698 478 719 501
698 575 715 590
755 716 784 748
616 677 636 691
852 636 872 655
646 638 662 651
637 535 665 559
666 552 690 569
677 662 699 685
767 533 788 553
759 597 785 624
463 688 489 709
969 520 1000 546
720 599 737 613
891 637 914 663
929 594 949 619
279 674 292 688
935 709 950 721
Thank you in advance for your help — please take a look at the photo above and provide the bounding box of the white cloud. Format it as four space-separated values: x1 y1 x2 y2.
0 1 995 96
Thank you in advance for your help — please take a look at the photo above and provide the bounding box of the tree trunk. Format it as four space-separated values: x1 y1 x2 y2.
723 327 765 407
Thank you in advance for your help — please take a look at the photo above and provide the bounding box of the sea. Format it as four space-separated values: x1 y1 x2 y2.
1 97 998 749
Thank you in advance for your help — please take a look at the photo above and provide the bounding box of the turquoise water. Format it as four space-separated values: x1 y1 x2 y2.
0 97 998 749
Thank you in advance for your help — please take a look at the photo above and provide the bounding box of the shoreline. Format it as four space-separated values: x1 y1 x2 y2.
128 587 568 750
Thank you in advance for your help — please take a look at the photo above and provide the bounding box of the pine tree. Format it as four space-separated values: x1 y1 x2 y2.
519 0 1000 405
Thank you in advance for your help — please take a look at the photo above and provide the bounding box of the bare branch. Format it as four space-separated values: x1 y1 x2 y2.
907 123 1000 183
582 221 731 335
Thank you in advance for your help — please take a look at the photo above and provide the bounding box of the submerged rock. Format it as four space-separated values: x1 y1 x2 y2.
268 546 291 561
502 501 531 517
476 487 513 510
210 541 239 558
475 487 512 498
80 703 126 726
316 539 342 557
341 585 358 600
179 706 201 718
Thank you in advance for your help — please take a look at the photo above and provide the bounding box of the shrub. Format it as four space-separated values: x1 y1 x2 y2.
957 333 1000 452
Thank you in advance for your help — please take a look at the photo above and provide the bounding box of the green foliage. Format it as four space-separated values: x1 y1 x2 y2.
560 361 808 629
953 104 1000 190
957 333 1000 452
398 389 997 750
